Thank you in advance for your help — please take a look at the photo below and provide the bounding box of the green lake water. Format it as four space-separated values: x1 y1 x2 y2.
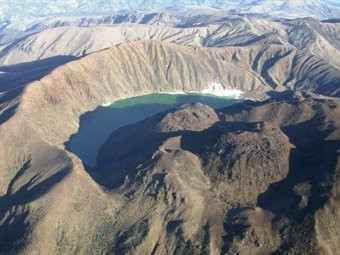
67 93 236 168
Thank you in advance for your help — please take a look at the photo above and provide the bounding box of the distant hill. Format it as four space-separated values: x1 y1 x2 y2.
1 0 339 33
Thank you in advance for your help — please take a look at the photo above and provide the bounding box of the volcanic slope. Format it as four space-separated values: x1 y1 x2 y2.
1 91 337 254
1 39 339 133
93 92 339 255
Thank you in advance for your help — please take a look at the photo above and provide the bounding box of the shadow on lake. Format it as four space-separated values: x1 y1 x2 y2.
65 93 236 168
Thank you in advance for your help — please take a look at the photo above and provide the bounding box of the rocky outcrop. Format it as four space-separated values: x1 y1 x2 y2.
90 94 339 255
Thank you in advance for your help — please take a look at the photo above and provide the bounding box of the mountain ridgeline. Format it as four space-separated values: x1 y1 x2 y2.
1 0 340 32
1 12 340 67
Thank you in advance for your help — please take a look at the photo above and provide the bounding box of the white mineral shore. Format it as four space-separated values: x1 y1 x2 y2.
101 83 243 107
199 83 243 98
